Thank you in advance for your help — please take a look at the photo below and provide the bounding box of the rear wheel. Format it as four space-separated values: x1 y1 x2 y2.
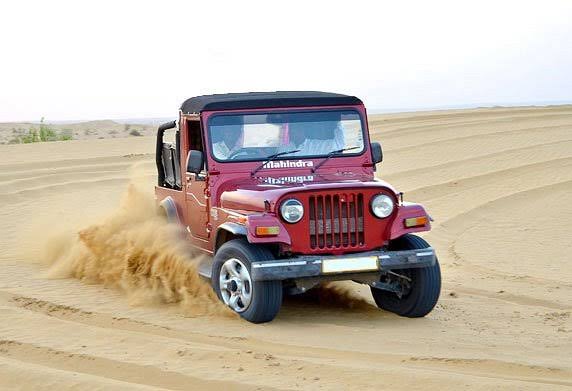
371 234 441 317
212 239 282 323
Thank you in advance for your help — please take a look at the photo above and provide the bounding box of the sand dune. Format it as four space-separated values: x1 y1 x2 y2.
1 106 571 390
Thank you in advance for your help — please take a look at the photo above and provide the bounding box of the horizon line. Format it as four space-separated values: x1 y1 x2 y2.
2 100 571 124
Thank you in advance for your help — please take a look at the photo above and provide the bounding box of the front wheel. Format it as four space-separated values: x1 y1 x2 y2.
371 234 441 317
212 239 282 323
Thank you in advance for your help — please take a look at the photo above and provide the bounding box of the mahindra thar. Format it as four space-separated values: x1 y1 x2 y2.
155 91 441 323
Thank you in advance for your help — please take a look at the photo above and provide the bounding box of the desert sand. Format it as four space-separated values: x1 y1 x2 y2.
0 106 571 390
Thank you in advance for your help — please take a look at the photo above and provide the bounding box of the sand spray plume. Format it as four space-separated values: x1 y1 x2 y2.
45 183 232 317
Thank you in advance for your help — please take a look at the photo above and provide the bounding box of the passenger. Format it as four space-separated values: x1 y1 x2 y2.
212 125 242 159
280 121 344 156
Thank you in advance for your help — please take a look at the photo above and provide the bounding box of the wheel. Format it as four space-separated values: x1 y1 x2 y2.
371 234 441 317
212 239 282 323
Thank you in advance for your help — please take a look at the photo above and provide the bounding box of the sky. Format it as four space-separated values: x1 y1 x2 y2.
1 0 571 122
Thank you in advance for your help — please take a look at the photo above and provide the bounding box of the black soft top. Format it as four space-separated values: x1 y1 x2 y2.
180 91 362 114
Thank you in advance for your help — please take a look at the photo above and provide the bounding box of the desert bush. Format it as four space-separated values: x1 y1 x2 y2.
129 129 142 137
59 130 73 141
10 118 73 143
38 118 59 141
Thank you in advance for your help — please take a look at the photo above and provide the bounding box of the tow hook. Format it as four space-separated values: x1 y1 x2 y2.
371 271 412 298
388 270 411 282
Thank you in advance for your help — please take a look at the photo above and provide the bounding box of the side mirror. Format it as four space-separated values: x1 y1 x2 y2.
186 150 204 174
371 142 383 165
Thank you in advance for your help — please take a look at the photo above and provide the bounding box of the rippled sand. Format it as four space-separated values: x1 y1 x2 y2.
1 106 571 390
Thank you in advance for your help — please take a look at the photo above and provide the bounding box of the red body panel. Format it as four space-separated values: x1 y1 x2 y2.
246 214 291 245
155 186 185 218
154 103 432 256
389 203 432 239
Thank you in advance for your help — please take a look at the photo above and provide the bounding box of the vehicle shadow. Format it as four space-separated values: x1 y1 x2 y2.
278 283 390 323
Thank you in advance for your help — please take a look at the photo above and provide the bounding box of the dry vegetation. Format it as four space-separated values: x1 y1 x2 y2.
0 119 157 144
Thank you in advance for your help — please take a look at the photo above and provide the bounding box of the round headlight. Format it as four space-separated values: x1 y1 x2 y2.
280 199 304 223
371 194 394 218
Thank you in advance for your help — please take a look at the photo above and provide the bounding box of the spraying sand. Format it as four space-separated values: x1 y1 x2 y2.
45 184 229 317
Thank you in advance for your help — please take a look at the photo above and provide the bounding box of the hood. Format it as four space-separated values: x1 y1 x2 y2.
218 171 397 212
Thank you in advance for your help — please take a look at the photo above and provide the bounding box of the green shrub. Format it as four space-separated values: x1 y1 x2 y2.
59 130 73 141
38 118 59 141
20 129 40 143
9 118 74 144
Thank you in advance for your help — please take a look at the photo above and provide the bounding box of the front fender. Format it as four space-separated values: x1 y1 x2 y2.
246 214 292 245
217 222 248 237
389 202 431 240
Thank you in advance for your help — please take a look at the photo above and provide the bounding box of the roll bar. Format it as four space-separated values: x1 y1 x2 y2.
156 120 177 186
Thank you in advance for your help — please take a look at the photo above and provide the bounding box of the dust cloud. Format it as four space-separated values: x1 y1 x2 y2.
44 184 231 317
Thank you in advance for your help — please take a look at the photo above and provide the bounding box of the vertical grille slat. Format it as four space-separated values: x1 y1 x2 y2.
345 196 351 247
309 192 365 250
326 195 333 247
335 195 342 247
358 194 364 245
309 196 316 248
317 196 323 248
320 195 326 248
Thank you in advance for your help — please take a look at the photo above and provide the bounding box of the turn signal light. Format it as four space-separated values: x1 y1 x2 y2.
404 216 428 228
255 226 280 236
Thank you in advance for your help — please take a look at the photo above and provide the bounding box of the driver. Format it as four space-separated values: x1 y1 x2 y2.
280 121 344 156
212 124 242 159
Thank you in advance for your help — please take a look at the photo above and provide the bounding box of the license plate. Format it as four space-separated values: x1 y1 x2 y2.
322 256 379 274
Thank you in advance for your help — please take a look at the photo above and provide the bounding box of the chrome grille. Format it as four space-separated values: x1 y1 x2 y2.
309 193 365 249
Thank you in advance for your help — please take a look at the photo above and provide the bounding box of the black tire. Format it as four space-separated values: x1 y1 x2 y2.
212 239 283 323
371 234 441 317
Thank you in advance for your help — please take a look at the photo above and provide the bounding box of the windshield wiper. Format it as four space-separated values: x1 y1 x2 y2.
251 149 301 176
311 146 359 173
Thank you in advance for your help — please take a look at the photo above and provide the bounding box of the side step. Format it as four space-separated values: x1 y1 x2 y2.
197 256 213 281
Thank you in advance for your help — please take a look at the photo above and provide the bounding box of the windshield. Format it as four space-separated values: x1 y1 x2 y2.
208 109 365 162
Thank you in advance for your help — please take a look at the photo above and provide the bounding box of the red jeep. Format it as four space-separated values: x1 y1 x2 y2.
155 91 441 323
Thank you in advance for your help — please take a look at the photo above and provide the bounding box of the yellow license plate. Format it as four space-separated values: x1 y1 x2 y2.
322 256 379 274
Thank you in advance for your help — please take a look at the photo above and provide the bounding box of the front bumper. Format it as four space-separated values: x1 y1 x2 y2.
251 247 436 281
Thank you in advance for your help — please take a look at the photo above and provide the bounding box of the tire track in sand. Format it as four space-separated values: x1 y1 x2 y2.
4 292 571 388
0 340 256 391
